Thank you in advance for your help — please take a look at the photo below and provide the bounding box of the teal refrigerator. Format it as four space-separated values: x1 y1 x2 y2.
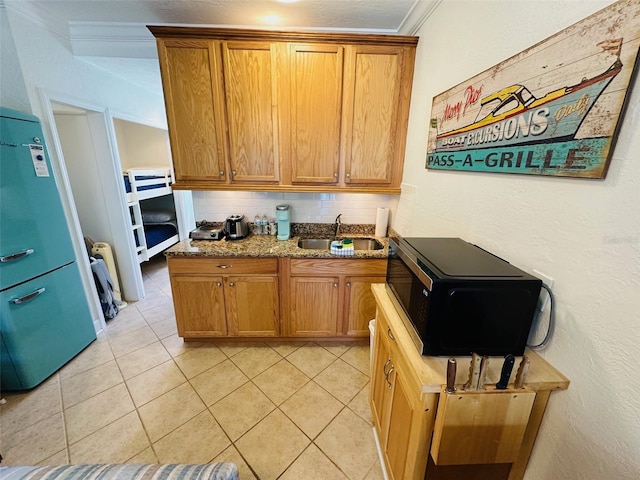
0 107 96 391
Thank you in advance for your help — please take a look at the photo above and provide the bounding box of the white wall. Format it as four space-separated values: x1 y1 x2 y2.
114 118 172 170
193 191 394 226
400 0 639 478
0 6 29 112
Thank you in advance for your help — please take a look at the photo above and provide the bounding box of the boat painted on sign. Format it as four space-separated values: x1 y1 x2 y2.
432 58 622 153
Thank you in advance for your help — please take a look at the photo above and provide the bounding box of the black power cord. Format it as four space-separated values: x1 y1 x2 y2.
528 283 555 350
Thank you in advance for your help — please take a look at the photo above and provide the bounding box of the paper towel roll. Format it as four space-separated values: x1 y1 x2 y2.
375 207 389 237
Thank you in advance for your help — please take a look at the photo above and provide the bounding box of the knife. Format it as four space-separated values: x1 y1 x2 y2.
462 352 482 391
444 357 457 393
477 356 490 390
496 354 515 390
514 355 531 389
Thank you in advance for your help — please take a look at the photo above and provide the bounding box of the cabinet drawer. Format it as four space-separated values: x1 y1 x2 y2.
290 258 386 275
168 257 278 275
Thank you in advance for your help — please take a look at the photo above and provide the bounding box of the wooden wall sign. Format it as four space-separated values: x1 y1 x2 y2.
425 0 640 179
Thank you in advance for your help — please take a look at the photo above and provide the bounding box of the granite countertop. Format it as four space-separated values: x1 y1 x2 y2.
165 233 389 259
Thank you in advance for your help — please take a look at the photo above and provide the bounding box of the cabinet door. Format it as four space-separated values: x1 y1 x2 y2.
157 39 227 183
223 41 280 183
226 276 279 336
342 45 408 186
171 275 227 336
289 276 339 335
288 44 343 184
343 276 386 336
385 370 415 480
371 321 393 445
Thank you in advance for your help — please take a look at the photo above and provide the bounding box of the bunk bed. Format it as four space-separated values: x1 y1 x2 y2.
123 167 179 262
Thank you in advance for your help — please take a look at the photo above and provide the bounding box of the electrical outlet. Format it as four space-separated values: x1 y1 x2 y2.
533 269 554 313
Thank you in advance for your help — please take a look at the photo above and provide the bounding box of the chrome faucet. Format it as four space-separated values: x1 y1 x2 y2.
334 213 342 238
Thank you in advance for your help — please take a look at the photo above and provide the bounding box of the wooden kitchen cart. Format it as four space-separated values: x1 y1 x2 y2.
370 283 569 480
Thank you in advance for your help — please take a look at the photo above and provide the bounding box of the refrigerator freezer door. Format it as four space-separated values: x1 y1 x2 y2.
0 262 96 390
0 110 76 291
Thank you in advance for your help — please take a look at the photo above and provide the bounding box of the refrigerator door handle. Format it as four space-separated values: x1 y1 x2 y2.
10 287 46 305
0 248 35 263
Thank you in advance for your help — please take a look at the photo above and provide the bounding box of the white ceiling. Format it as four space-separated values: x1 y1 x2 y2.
6 0 437 94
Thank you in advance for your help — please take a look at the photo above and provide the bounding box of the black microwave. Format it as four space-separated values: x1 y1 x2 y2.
385 237 541 356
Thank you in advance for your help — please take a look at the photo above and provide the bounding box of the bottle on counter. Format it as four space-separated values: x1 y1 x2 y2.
254 215 262 234
261 214 268 234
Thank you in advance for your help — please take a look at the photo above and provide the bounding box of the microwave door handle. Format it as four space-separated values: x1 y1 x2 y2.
395 244 434 290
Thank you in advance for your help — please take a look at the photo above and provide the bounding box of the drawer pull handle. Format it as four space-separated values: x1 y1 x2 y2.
217 265 231 269
216 282 222 287
219 170 225 176
346 282 351 288
1 248 34 263
383 358 392 376
333 283 338 288
386 365 395 389
10 287 45 305
229 282 235 287
387 327 396 342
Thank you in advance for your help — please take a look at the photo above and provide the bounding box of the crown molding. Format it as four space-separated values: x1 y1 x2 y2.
398 0 442 35
69 22 158 58
4 0 70 44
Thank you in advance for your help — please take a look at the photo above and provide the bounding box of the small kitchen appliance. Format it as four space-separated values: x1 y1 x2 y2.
189 221 225 240
276 204 290 241
225 214 250 240
386 237 541 357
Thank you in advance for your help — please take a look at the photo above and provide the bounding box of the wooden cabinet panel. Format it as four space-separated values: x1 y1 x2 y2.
168 257 278 275
371 322 393 444
226 276 279 336
343 45 407 186
385 372 414 480
290 258 386 276
157 39 226 182
171 275 227 336
344 276 386 336
289 276 339 335
288 44 344 184
151 27 417 192
223 41 280 183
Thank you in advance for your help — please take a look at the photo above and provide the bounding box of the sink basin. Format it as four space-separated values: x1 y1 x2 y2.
297 238 332 250
297 238 384 251
352 238 384 250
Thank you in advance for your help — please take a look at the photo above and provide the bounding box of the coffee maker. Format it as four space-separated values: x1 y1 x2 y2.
276 204 290 241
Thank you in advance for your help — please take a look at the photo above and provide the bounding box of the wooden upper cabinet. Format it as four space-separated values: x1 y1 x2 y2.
342 45 413 186
286 44 344 185
222 41 280 183
149 27 418 193
156 38 227 183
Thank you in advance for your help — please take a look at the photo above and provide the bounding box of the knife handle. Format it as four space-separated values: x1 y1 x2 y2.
445 357 456 393
496 354 515 389
514 355 531 389
462 352 481 391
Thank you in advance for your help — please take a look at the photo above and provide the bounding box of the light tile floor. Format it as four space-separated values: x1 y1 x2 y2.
0 256 385 480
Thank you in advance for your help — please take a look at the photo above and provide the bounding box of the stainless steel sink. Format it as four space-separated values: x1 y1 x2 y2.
352 238 384 250
297 238 384 251
297 238 332 250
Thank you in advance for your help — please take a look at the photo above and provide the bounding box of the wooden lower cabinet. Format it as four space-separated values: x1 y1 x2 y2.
168 257 279 337
168 256 386 339
370 284 570 480
289 276 340 335
284 258 386 337
370 303 433 480
171 274 228 337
